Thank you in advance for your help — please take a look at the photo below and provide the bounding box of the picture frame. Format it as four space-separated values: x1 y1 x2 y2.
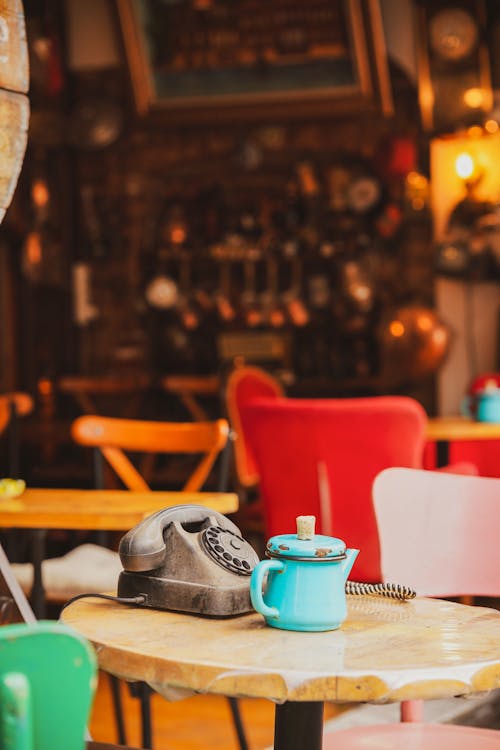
116 0 393 123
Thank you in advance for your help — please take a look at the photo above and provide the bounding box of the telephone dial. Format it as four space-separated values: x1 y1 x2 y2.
117 505 260 617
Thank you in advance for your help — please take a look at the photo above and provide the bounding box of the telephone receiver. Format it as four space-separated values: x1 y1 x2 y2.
117 505 260 617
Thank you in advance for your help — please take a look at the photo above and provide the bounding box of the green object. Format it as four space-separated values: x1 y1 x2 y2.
0 621 97 750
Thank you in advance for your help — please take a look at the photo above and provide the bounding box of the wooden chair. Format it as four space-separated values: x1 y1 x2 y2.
223 364 284 542
0 542 138 749
0 391 33 476
224 364 284 491
160 374 221 422
58 374 152 417
13 416 232 606
71 414 229 494
323 467 500 748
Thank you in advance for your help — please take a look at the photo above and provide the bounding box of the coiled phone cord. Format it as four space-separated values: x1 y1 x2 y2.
346 581 416 601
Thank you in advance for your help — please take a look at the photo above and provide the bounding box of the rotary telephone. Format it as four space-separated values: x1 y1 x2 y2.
117 505 260 616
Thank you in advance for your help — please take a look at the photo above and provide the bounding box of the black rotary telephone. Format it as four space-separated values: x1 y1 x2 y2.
117 505 260 617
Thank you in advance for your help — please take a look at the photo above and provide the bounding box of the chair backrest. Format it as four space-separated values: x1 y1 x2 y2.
71 415 230 492
0 392 33 476
0 620 96 750
241 395 427 582
58 374 152 416
373 467 500 598
0 392 33 434
0 542 36 624
224 365 284 488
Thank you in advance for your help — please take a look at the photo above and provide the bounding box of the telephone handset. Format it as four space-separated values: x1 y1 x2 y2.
117 505 260 617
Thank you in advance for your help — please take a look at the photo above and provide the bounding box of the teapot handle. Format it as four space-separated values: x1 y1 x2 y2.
250 559 284 619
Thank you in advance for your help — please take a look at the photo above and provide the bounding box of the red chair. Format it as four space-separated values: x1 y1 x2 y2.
240 396 475 584
444 372 500 478
322 467 500 748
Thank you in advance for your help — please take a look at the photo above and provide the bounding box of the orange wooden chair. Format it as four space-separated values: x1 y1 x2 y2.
0 391 33 476
323 467 500 748
224 364 284 491
13 417 232 606
57 374 152 417
223 364 284 543
0 392 33 433
71 414 229 493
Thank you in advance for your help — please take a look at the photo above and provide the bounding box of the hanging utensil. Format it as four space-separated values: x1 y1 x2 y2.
176 254 200 330
215 259 236 323
282 255 309 327
261 255 286 328
241 253 263 328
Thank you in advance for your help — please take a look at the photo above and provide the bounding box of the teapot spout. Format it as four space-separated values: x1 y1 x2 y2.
340 548 359 582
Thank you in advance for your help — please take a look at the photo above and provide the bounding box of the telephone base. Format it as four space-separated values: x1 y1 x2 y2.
118 570 253 617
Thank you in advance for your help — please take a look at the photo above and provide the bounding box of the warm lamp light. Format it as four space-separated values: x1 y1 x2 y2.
389 320 405 338
463 87 485 109
31 178 50 208
455 152 474 180
430 131 500 239
484 119 499 134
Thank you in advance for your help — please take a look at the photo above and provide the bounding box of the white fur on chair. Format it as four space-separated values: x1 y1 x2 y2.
12 544 122 601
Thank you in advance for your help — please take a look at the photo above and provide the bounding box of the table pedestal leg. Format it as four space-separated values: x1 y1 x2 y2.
436 440 449 467
274 701 324 750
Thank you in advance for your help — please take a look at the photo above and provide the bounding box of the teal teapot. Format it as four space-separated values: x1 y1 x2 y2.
462 379 500 423
250 515 359 632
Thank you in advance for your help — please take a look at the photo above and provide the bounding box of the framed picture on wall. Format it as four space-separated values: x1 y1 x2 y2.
116 0 393 122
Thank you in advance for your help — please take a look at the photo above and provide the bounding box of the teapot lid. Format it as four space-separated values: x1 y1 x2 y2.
266 515 346 560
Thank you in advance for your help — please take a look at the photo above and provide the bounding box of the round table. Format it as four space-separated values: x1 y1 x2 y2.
62 595 500 750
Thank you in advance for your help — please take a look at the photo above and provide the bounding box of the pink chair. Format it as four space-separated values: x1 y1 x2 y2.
240 396 474 583
323 467 500 748
325 723 500 750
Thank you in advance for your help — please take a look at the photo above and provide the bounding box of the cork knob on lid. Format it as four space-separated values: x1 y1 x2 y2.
296 515 316 540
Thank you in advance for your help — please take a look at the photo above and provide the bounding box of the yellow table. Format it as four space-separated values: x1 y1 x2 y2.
426 416 500 466
62 595 500 750
0 488 238 616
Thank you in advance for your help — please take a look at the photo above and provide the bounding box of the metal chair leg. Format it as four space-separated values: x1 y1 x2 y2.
139 681 153 749
227 696 249 750
128 680 154 748
108 675 128 745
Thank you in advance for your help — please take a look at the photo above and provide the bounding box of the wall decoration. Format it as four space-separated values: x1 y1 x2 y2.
117 0 393 122
416 0 493 133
